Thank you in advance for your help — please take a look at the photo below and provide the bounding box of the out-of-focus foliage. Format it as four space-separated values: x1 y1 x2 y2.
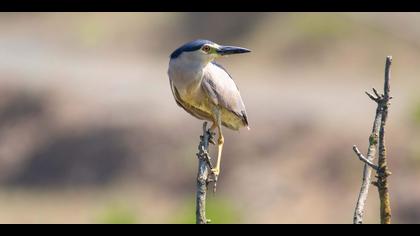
171 197 242 224
411 100 420 126
95 203 138 224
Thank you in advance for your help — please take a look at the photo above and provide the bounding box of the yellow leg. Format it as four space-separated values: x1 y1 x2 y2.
210 122 217 131
212 132 224 177
208 122 217 145
211 109 224 178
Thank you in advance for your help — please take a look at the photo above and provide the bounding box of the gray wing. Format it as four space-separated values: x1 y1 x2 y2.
202 62 249 127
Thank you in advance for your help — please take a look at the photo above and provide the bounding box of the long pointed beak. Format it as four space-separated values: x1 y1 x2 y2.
216 46 251 56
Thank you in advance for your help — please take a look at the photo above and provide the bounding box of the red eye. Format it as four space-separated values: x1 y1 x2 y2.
202 45 211 52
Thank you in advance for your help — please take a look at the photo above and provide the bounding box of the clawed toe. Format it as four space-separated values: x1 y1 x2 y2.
210 168 219 193
211 168 220 177
207 130 217 145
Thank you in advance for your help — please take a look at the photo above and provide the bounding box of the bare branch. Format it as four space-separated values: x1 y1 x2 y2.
353 56 393 224
365 91 379 102
353 145 379 171
353 56 394 224
372 88 381 98
384 56 392 100
353 106 382 224
196 122 212 224
377 56 392 224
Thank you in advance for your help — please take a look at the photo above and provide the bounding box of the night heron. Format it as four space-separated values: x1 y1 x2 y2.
167 39 250 182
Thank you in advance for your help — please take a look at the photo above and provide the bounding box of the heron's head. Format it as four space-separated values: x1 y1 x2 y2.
170 39 251 65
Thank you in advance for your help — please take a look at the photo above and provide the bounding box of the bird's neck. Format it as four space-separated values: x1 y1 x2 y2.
169 60 209 97
172 57 210 82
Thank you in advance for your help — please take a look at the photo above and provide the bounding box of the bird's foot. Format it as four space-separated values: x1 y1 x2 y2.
211 167 220 177
210 168 220 193
200 149 214 170
207 130 217 145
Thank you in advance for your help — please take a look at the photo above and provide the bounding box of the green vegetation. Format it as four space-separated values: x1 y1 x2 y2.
95 203 138 224
172 197 243 224
412 100 420 125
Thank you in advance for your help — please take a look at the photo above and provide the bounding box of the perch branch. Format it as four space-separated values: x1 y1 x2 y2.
353 56 393 224
377 56 392 224
196 122 214 224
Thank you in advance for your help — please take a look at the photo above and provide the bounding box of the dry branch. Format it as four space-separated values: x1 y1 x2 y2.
353 56 393 224
352 145 379 171
196 122 214 224
376 56 392 224
353 99 382 224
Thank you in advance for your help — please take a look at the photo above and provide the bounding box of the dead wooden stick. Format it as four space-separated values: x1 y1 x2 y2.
352 101 382 224
352 145 379 171
196 122 214 224
353 56 393 224
376 56 392 224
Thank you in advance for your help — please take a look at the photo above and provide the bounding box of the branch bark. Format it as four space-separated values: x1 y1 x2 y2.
352 145 379 171
352 97 382 224
196 122 214 224
353 56 393 224
377 56 392 224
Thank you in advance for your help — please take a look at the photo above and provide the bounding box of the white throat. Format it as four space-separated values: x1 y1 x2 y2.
168 52 213 90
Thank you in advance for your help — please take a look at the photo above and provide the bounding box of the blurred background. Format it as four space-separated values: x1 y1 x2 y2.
0 12 419 223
